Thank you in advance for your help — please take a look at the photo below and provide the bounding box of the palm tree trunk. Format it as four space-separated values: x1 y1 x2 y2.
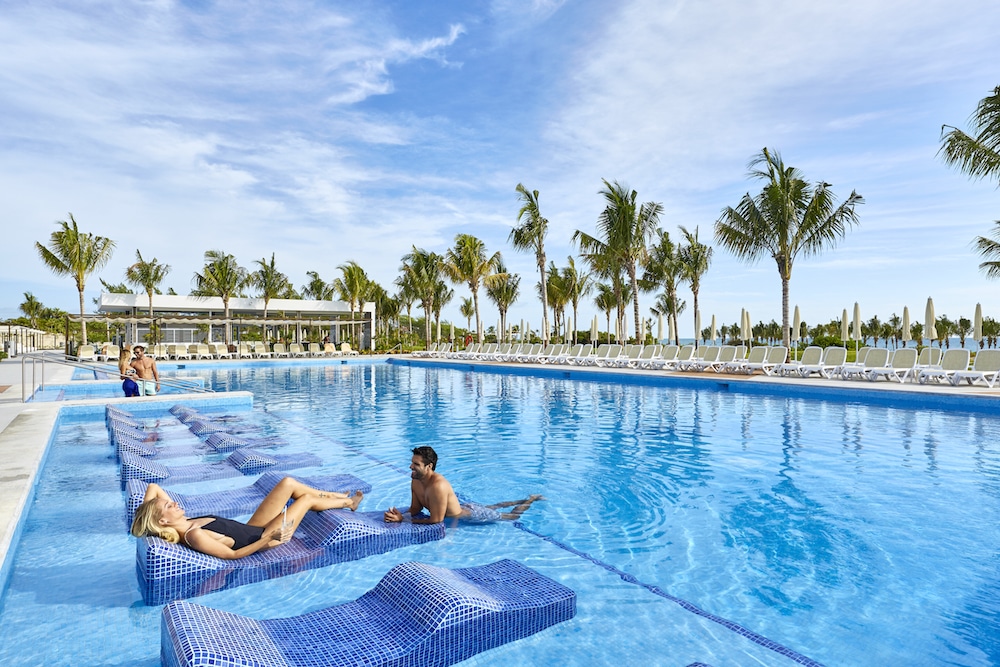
572 305 579 344
781 273 790 348
605 313 611 343
537 256 549 345
629 265 641 344
692 288 699 349
424 305 433 349
472 288 482 344
78 288 88 344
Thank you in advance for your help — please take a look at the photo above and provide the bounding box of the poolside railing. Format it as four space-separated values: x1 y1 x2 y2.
19 352 214 403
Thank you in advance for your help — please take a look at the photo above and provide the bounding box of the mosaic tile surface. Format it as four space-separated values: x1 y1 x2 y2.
138 511 446 604
161 559 576 667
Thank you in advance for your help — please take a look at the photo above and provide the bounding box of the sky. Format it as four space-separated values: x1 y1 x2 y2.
2 0 999 339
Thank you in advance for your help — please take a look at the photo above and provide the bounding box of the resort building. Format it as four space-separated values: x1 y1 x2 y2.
95 293 375 350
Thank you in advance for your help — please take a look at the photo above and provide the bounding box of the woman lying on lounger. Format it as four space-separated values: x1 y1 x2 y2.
130 477 363 560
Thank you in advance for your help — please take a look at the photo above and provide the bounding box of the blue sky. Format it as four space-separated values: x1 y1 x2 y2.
2 0 999 338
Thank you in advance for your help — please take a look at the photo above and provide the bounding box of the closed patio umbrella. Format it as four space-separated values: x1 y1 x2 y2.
520 319 525 343
791 306 801 358
450 322 455 343
666 316 673 345
740 309 748 342
925 298 937 345
975 303 983 344
591 316 598 343
743 309 752 345
710 314 717 344
852 302 862 350
841 308 849 342
901 307 911 345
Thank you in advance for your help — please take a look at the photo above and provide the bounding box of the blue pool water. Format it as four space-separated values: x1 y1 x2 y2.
2 360 1000 666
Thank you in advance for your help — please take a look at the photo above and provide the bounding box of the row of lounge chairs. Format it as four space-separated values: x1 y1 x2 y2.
75 341 360 361
415 342 1000 387
107 404 576 667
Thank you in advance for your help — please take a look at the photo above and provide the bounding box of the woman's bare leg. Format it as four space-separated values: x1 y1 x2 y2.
260 490 364 534
248 477 352 526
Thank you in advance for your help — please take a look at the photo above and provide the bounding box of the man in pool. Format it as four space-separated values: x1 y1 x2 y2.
130 344 160 395
383 445 543 524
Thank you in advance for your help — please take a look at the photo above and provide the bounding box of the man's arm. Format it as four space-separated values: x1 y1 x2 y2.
384 483 425 523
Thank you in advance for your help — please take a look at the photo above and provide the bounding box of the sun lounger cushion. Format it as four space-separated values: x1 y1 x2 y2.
204 432 287 452
119 449 323 488
124 471 372 527
138 511 447 604
160 559 576 666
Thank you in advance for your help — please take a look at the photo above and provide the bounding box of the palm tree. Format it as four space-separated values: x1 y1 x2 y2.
35 213 116 344
432 280 454 344
541 262 569 341
574 179 662 342
459 297 475 333
192 250 248 344
250 254 290 320
972 222 1000 279
125 250 172 322
394 277 417 346
641 229 685 346
443 234 502 344
485 259 520 343
940 86 1000 187
678 226 712 348
301 271 334 300
715 148 863 347
563 256 592 344
594 283 616 343
333 260 373 346
511 184 550 345
19 292 43 328
249 253 290 343
400 246 444 348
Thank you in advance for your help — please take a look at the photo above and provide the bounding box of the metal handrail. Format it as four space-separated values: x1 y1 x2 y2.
20 352 214 403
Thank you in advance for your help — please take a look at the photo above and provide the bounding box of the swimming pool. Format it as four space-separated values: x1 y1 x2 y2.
2 360 999 665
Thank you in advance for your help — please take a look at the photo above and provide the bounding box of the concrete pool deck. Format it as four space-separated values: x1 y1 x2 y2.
2 350 1000 583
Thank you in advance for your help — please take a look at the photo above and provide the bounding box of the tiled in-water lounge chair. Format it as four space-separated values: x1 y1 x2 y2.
138 510 447 604
119 448 322 488
160 559 577 666
124 470 371 527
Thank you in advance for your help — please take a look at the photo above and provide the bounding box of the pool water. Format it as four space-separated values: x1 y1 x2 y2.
2 361 1000 666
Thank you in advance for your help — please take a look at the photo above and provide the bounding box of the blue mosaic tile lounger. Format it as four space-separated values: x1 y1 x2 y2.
138 511 447 604
119 449 322 488
161 559 577 667
110 421 288 461
124 471 372 527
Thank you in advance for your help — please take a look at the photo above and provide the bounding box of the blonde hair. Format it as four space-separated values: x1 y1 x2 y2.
118 348 132 375
130 499 180 543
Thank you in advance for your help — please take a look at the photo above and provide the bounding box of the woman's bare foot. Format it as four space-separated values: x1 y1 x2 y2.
350 490 364 511
528 494 545 502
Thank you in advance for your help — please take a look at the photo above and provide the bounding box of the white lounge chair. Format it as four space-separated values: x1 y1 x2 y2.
949 349 1000 388
647 345 680 369
628 344 661 368
609 345 643 368
866 347 918 382
723 346 766 373
254 342 273 358
545 344 578 364
515 343 544 362
340 343 360 356
564 343 594 365
194 344 213 360
841 347 889 380
536 344 565 363
75 344 97 361
836 346 872 378
272 343 290 358
237 343 253 358
592 344 623 367
288 343 307 358
798 347 847 378
918 348 971 384
774 346 822 377
683 346 721 372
